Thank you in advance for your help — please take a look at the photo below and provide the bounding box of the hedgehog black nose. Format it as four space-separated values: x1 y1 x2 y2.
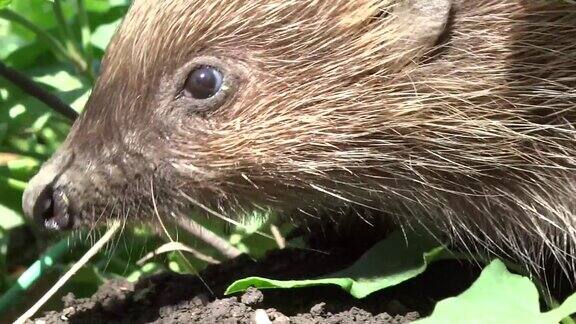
31 185 73 231
23 165 74 231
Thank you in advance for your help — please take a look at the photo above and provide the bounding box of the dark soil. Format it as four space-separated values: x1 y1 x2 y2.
31 245 480 324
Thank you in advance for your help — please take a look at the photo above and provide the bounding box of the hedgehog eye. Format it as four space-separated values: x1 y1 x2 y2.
184 65 223 99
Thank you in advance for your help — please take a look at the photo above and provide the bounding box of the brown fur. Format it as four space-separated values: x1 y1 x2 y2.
24 0 576 273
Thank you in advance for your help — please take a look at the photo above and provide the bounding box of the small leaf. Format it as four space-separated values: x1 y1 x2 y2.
0 204 23 230
414 259 576 324
544 293 576 324
4 156 40 181
84 0 129 12
0 0 12 9
137 241 219 266
225 230 445 298
0 123 7 143
126 263 163 283
34 70 84 92
0 174 26 230
91 19 122 50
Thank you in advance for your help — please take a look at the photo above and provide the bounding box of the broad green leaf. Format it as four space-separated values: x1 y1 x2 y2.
126 262 163 282
60 266 104 298
109 0 131 6
3 42 50 69
32 69 91 112
34 70 84 92
229 209 280 256
68 88 91 112
0 67 77 155
1 156 40 181
545 294 576 324
0 21 29 60
91 19 122 50
0 204 24 230
414 259 576 324
0 228 8 291
0 0 12 9
8 0 74 32
225 230 446 298
84 0 130 12
0 123 7 143
0 174 26 230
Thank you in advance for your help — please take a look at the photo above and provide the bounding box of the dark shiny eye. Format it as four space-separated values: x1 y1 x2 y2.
184 65 224 99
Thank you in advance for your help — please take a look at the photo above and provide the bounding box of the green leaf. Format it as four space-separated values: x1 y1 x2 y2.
545 294 576 324
60 266 104 298
0 174 26 230
91 19 122 50
34 70 84 92
32 69 91 112
414 259 576 324
0 228 8 291
84 0 129 13
0 23 29 60
0 123 7 143
0 237 72 313
1 156 41 181
0 0 12 9
8 0 74 32
126 262 163 283
229 210 282 257
0 204 24 230
225 230 446 298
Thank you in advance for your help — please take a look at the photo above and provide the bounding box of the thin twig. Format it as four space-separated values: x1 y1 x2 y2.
171 212 242 259
53 0 74 46
270 224 286 249
150 180 215 296
0 9 91 80
52 0 93 81
0 60 78 121
75 0 94 77
0 9 68 61
0 238 70 314
14 221 122 324
137 241 220 266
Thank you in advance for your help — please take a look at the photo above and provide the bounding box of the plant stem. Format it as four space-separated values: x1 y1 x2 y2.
0 61 78 121
0 238 70 315
0 9 93 82
75 0 94 77
0 10 67 59
14 221 121 324
52 0 73 43
0 175 27 191
51 0 93 81
0 229 8 292
172 212 242 259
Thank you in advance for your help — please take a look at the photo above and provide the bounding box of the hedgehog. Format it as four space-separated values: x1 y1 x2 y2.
22 0 576 274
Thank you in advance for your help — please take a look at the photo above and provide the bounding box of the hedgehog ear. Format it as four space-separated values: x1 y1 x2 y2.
381 0 452 64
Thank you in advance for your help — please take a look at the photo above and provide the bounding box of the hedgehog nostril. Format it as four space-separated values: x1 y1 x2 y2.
32 185 53 225
32 185 74 231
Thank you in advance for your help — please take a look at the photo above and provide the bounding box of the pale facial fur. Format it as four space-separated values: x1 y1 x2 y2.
23 0 576 273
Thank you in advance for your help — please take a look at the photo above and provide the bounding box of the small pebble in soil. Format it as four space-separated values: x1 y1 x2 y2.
266 308 290 323
253 309 272 324
310 302 327 317
241 287 265 306
190 293 210 306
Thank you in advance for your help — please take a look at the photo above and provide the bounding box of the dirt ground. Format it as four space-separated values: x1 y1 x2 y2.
31 245 480 324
